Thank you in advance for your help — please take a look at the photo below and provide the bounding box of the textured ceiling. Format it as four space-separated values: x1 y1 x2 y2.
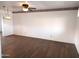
0 1 79 11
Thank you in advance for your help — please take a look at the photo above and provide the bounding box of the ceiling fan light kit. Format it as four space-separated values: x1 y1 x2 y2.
13 2 36 13
22 4 29 8
23 8 28 11
22 3 29 11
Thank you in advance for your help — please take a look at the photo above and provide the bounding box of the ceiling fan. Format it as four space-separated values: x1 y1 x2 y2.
13 2 36 13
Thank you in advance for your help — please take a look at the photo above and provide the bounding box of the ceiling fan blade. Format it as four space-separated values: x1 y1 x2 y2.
28 7 36 11
29 7 36 9
13 11 27 13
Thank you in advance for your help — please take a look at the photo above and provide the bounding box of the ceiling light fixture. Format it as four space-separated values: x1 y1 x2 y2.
23 8 28 11
22 3 29 11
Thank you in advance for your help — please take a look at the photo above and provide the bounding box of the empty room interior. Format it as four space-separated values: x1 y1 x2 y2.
0 1 79 58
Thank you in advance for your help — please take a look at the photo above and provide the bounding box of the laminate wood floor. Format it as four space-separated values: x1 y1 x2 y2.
1 35 79 58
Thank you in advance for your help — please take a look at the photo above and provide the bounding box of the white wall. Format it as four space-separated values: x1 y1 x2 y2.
13 10 77 44
75 8 79 54
0 10 2 58
0 20 2 32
